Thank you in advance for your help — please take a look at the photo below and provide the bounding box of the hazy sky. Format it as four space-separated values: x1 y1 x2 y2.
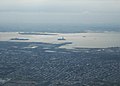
0 0 120 24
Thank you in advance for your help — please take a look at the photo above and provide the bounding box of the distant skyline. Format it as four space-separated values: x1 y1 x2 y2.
0 0 120 25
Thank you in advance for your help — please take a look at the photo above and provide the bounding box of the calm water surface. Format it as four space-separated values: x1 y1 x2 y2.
0 32 120 49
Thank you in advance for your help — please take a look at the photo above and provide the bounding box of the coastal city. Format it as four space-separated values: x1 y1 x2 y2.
0 41 120 86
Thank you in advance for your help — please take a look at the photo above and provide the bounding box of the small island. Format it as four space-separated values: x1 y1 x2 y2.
57 37 66 40
10 38 29 40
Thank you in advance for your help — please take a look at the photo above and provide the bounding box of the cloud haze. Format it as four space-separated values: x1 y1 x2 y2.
0 0 120 24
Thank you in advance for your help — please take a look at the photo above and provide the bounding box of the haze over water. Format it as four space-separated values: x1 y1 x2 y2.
0 0 120 32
